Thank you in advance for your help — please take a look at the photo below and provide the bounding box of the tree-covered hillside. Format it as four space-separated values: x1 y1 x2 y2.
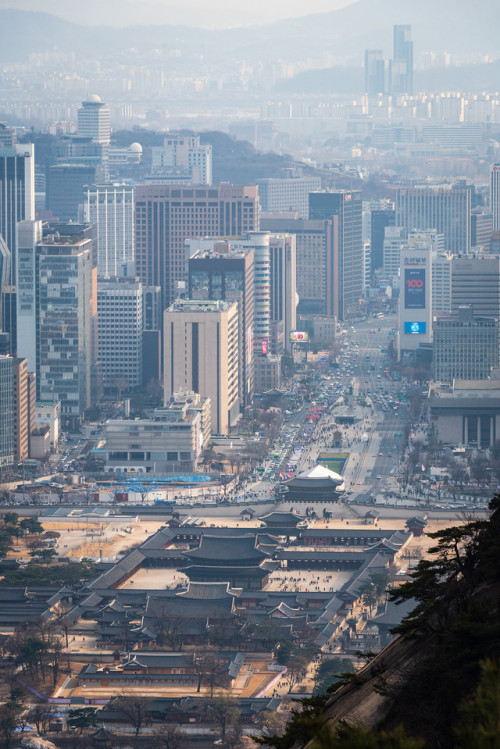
263 498 500 748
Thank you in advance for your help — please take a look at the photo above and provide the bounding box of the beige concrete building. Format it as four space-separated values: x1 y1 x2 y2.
104 395 210 475
428 380 500 448
12 357 34 464
164 299 239 435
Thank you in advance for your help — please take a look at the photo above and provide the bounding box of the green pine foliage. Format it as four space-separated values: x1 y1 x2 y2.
267 496 500 748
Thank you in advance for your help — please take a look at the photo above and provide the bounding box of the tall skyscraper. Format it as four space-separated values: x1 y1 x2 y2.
260 216 335 318
135 184 259 310
12 356 33 464
20 233 95 428
0 234 12 346
370 204 395 274
396 183 472 254
97 277 143 390
398 240 433 357
491 164 500 232
269 233 297 349
365 50 385 96
0 144 35 269
150 135 212 185
16 220 43 373
250 232 272 358
0 355 14 470
452 255 500 359
390 25 413 95
80 184 135 277
187 239 255 409
77 95 111 145
309 191 363 321
383 226 407 280
432 252 452 314
0 143 35 349
164 299 239 435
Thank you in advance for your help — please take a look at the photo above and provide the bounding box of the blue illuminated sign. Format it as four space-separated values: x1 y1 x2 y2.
404 322 426 335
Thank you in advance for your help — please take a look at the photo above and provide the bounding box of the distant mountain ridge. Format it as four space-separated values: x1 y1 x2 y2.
0 1 499 65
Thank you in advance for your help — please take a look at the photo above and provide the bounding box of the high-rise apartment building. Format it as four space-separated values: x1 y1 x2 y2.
164 299 239 435
97 277 143 390
365 50 385 96
187 239 255 408
491 164 500 232
80 184 135 277
135 184 259 310
390 25 413 95
257 175 321 218
433 306 498 383
77 95 111 145
309 191 363 321
150 135 212 185
396 183 472 254
0 355 14 470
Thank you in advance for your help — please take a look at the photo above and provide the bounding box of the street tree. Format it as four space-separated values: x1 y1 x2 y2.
0 703 23 749
194 649 230 695
19 518 43 535
29 704 56 735
67 707 99 734
286 654 309 693
313 658 354 696
113 694 150 736
153 724 188 749
254 709 288 740
206 692 240 742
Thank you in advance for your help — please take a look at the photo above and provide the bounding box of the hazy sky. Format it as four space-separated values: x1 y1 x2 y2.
0 0 356 27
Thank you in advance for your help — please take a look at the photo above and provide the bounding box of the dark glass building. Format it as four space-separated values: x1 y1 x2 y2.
188 243 255 408
309 191 363 321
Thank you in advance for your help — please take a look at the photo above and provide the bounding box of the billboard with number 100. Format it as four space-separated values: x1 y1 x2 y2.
404 268 426 310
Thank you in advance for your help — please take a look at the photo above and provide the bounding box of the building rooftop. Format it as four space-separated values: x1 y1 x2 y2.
183 534 272 563
167 299 234 313
429 380 500 402
288 464 344 485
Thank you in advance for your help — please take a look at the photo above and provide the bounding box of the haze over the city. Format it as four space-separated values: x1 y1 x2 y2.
0 0 355 27
1 2 500 747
